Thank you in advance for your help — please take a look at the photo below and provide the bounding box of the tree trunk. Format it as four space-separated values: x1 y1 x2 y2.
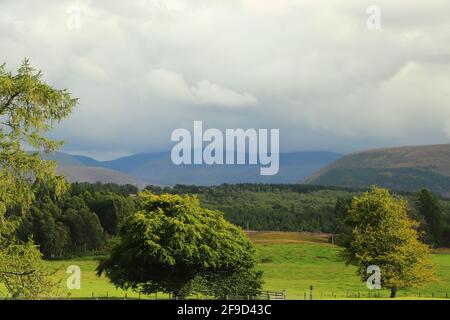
390 287 398 298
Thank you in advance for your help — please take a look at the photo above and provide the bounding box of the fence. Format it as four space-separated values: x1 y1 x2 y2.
54 289 287 300
6 289 449 300
256 290 286 300
298 290 450 300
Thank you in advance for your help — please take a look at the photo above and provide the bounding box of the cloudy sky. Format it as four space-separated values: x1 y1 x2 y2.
1 0 450 160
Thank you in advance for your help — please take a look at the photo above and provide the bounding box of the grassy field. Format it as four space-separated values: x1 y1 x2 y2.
28 232 450 300
252 232 450 299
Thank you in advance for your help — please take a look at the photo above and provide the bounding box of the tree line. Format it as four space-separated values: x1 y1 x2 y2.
9 182 138 259
11 182 450 261
146 184 450 247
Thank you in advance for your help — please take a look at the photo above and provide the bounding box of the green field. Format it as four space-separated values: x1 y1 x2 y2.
32 232 450 300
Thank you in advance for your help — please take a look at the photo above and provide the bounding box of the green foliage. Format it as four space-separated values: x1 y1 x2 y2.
98 191 262 298
14 182 136 258
333 196 353 246
146 184 358 232
146 184 450 247
194 269 263 299
415 189 447 246
0 59 77 215
0 59 77 299
342 186 437 298
84 191 136 235
308 167 450 196
70 182 138 197
0 241 57 299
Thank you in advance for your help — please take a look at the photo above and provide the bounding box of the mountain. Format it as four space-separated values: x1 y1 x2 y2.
40 152 147 187
56 166 148 188
40 152 87 166
305 144 450 196
95 151 342 186
43 151 342 186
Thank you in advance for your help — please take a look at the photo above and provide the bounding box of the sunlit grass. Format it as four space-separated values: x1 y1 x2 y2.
3 232 448 300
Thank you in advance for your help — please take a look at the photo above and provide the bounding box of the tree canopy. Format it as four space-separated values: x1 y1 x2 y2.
342 186 436 298
0 59 77 298
98 191 262 298
415 189 446 246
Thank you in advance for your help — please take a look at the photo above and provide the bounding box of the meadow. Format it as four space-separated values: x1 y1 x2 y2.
38 232 450 300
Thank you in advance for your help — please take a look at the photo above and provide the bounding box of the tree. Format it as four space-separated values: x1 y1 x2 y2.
15 191 108 259
193 269 263 299
0 241 56 299
0 59 76 212
415 189 445 246
333 196 353 245
98 191 263 298
0 59 77 298
85 192 136 235
342 186 436 298
16 198 71 259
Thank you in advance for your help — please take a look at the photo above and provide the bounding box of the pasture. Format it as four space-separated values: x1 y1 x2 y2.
36 232 450 299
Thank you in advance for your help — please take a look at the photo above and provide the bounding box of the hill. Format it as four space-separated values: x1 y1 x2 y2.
56 166 147 188
305 144 450 196
40 151 87 166
44 151 342 186
101 151 342 185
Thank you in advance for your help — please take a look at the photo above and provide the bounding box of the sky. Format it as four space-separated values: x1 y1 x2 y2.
1 0 450 160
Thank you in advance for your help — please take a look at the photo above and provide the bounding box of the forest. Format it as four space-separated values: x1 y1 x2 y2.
8 182 138 259
146 184 450 247
9 182 450 261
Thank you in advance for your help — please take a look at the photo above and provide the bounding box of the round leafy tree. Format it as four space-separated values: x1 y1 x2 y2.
98 191 262 298
342 186 436 298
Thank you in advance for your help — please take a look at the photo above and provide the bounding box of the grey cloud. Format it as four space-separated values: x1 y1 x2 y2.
0 0 449 159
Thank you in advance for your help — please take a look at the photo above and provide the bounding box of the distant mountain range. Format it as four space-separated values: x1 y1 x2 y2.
305 144 450 196
42 151 342 187
41 143 450 195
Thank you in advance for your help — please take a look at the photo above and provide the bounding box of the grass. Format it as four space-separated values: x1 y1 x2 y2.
251 232 450 300
46 257 144 299
3 232 448 300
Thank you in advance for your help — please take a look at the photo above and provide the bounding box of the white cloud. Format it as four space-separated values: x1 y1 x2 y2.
192 80 257 108
0 0 449 157
146 68 257 108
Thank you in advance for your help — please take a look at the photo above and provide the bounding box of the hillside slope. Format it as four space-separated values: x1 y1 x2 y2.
97 151 342 185
56 166 147 188
45 151 342 186
305 144 450 196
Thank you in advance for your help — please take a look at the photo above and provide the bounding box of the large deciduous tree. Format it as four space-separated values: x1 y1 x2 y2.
98 191 263 298
0 59 77 298
342 186 436 298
